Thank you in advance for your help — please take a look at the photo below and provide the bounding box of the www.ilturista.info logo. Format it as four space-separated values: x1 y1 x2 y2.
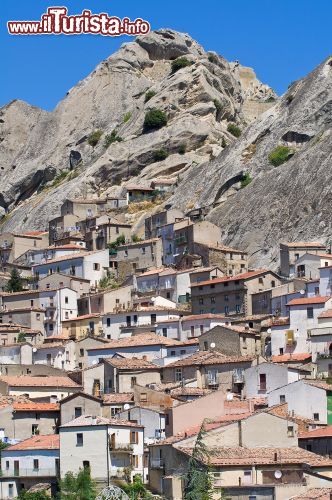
7 7 150 36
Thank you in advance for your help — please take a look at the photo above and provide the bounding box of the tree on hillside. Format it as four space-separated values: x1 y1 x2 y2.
58 467 97 500
6 268 23 292
184 423 214 500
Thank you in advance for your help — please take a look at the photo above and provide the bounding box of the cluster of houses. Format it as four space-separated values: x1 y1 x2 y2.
0 194 332 499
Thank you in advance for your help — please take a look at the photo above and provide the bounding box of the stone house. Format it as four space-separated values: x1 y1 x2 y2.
252 280 304 316
38 272 91 297
0 401 59 441
82 358 161 396
193 242 248 276
134 267 192 304
126 185 154 203
191 269 283 316
320 265 332 296
155 313 228 341
162 350 254 393
295 253 332 280
0 343 33 365
118 406 167 442
299 426 332 457
59 391 103 425
16 244 86 267
279 242 326 277
78 284 133 316
0 307 46 335
311 309 332 377
59 415 144 484
61 313 102 340
0 375 82 401
74 336 110 370
113 238 163 281
0 324 43 346
84 217 132 252
60 198 110 219
33 340 76 371
198 324 261 356
144 208 184 239
48 213 82 245
0 434 60 499
102 392 135 418
0 231 49 265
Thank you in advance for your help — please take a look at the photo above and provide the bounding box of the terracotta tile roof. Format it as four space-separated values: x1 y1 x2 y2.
12 402 60 412
105 357 160 370
118 238 160 249
35 342 68 350
137 267 170 277
0 307 46 313
269 317 290 326
165 350 254 368
87 333 187 351
1 288 70 296
271 353 312 363
299 426 332 439
287 296 330 306
181 313 226 322
305 380 332 391
290 488 332 499
22 231 48 236
170 387 212 397
61 414 143 428
0 375 81 388
6 434 59 451
318 309 332 319
191 269 272 288
281 242 325 248
125 185 154 191
46 244 87 250
103 393 134 404
62 313 100 322
204 243 248 254
44 335 71 341
317 254 332 260
177 446 332 467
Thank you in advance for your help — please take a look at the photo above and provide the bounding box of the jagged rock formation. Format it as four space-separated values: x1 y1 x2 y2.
170 56 332 267
0 29 331 268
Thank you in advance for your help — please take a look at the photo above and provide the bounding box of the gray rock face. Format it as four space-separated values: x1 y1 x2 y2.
170 56 332 268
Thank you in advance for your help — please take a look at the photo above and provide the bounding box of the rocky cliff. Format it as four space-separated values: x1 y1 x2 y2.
0 29 331 268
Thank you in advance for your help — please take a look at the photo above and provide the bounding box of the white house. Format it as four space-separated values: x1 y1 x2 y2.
155 313 228 341
40 288 78 338
295 252 332 280
33 340 76 371
244 361 303 399
59 415 144 484
0 434 59 499
134 268 191 304
320 265 332 296
0 343 33 365
32 250 109 286
21 244 86 266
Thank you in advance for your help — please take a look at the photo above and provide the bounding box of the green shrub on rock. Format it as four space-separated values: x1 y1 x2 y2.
268 145 293 167
143 109 168 132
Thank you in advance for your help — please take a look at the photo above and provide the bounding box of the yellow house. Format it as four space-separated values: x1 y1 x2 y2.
61 313 102 340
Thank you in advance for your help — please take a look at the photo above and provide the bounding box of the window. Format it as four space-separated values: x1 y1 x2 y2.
199 297 204 305
142 247 146 254
124 250 128 257
258 277 263 284
295 253 300 260
151 314 157 324
33 459 39 471
131 454 139 468
271 280 276 287
259 374 266 391
83 460 90 469
211 296 215 304
307 307 314 319
200 325 204 334
6 461 9 469
313 413 319 421
175 368 182 382
235 304 241 314
162 328 167 337
35 412 40 420
287 425 294 437
140 393 147 402
75 407 82 418
76 433 83 446
224 282 228 287
280 394 286 403
279 348 284 355
80 348 84 357
8 484 14 498
30 300 34 307
130 431 138 444
191 326 195 337
36 313 40 320
180 350 186 355
93 263 100 271
225 295 229 302
131 377 137 387
170 350 176 356
32 424 39 435
203 341 208 351
210 284 215 289
224 306 229 314
106 317 111 327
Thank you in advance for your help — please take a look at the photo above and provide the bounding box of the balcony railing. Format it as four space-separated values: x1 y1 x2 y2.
0 468 57 478
150 459 164 469
110 442 134 453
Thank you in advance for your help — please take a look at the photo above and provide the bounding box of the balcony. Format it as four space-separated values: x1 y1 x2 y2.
310 327 332 337
150 459 164 469
175 236 187 246
109 442 134 453
0 468 57 478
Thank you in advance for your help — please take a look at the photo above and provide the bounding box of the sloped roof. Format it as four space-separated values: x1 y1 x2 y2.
287 296 330 306
271 353 312 363
12 402 60 412
103 393 134 404
165 350 254 368
61 414 143 428
290 488 332 499
86 333 187 351
191 269 272 288
105 357 161 370
0 375 81 388
6 434 59 451
299 426 332 439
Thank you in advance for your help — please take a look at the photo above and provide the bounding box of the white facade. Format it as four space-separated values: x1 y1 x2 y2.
39 288 78 337
33 340 76 371
155 315 227 341
320 266 332 296
0 344 32 365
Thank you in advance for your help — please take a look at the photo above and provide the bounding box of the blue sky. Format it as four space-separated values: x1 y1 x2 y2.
1 1 331 110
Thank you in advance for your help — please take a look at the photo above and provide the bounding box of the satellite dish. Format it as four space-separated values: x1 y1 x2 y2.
123 403 131 410
267 328 272 334
32 347 37 353
92 360 97 365
210 342 216 348
300 289 305 295
274 470 282 479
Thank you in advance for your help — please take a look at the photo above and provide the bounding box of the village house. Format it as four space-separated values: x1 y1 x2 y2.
59 391 103 425
193 242 248 276
320 265 332 296
37 272 91 297
73 335 110 370
0 307 46 335
251 280 305 316
61 313 102 340
150 178 177 193
134 267 192 304
310 308 332 377
125 185 154 203
162 350 254 393
144 208 184 239
85 333 197 365
101 306 183 340
198 324 261 357
78 284 133 316
48 213 83 245
0 375 82 401
0 401 59 441
271 296 332 356
1 287 78 338
0 231 49 265
33 340 76 371
14 243 86 268
191 269 283 317
267 379 332 425
299 426 332 457
119 405 167 443
155 313 228 341
59 415 144 484
244 361 308 399
0 434 60 499
82 357 161 396
102 393 135 418
279 242 326 277
0 342 33 365
83 216 132 251
0 323 43 346
295 252 332 280
112 238 163 281
31 249 109 287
